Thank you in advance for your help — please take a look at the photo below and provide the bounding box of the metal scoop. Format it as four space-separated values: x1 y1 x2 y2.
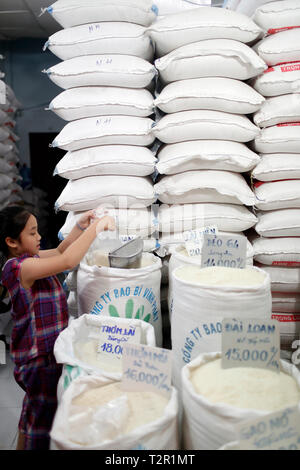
108 237 143 269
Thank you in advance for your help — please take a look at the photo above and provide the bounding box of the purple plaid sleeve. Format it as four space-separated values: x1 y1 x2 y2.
2 253 68 365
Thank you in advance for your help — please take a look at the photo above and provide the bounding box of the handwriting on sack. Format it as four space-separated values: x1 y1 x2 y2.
122 344 172 398
237 406 300 450
222 318 280 373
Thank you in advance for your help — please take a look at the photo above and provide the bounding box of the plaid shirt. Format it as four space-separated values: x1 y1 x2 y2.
2 253 68 365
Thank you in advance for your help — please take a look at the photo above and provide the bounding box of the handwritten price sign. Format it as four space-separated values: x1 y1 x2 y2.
222 318 280 373
201 233 247 268
97 320 141 360
121 344 172 398
237 406 300 450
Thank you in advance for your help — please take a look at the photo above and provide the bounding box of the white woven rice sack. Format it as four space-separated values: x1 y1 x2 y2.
54 314 156 388
225 0 278 17
0 142 13 156
254 0 300 35
154 78 264 115
155 231 252 258
155 0 210 17
254 94 300 128
172 270 271 390
153 110 260 144
158 203 257 234
254 124 300 154
0 126 9 142
51 116 155 152
272 293 300 313
55 175 156 211
271 313 300 352
252 153 300 181
59 207 156 240
47 0 157 28
78 252 162 345
253 62 300 97
148 7 263 57
253 236 300 266
181 352 300 450
260 265 300 293
0 189 11 203
0 174 12 189
45 23 154 61
45 55 157 90
50 375 179 451
155 39 267 83
154 170 255 206
0 158 13 174
54 146 156 180
254 180 300 211
254 29 300 66
255 208 300 237
156 140 260 175
49 87 154 121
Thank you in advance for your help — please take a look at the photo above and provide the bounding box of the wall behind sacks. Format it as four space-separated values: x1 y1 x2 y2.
0 38 63 166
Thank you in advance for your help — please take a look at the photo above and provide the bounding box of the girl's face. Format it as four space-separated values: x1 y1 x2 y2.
14 214 41 256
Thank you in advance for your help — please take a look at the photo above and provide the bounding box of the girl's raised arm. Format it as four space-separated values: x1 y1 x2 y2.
20 216 115 289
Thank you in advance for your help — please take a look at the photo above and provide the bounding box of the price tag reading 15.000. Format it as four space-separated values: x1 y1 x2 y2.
221 318 281 373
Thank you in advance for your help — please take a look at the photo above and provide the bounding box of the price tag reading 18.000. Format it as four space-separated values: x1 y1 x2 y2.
201 233 247 269
121 344 172 398
97 320 141 359
221 318 280 373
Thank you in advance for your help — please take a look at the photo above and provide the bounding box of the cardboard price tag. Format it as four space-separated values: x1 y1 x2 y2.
97 320 141 359
201 233 247 268
121 344 172 398
183 226 219 258
221 318 280 373
236 406 300 450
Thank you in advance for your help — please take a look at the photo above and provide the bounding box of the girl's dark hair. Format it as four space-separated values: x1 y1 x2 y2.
0 206 32 258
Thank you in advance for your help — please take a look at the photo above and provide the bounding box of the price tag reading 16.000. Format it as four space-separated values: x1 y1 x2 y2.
221 318 281 373
121 344 172 398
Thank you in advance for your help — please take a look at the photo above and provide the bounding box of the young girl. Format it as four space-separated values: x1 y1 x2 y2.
0 205 115 450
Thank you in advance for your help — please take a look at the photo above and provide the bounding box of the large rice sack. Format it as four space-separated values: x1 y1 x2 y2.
158 202 257 234
155 39 267 83
49 87 154 121
50 375 179 450
45 22 154 61
77 252 163 346
171 265 272 389
55 175 156 211
47 0 157 28
156 140 260 175
182 352 300 450
154 170 255 206
45 55 156 90
154 77 264 115
54 314 156 397
148 7 263 57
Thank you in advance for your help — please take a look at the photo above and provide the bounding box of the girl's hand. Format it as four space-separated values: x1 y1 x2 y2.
77 209 108 230
96 215 116 233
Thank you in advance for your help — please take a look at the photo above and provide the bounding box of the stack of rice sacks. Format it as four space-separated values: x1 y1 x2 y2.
45 0 159 246
251 0 300 357
44 0 159 318
148 7 266 313
0 64 23 210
